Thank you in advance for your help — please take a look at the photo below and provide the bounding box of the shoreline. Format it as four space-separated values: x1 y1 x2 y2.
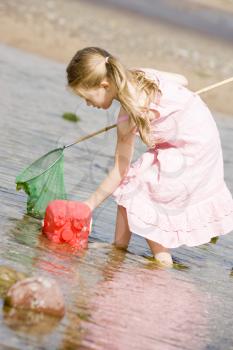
0 0 233 115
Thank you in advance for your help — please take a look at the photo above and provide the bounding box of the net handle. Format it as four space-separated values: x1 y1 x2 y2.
64 123 117 148
64 76 233 149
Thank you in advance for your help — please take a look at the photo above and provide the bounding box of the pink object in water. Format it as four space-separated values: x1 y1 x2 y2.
42 200 92 249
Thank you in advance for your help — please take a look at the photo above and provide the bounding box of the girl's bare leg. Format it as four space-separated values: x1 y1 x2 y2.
145 239 169 254
146 238 173 267
113 205 132 250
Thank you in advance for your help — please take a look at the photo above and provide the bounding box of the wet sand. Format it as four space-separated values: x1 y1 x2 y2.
0 0 233 114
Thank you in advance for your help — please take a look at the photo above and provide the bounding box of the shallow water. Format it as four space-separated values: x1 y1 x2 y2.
1 43 233 349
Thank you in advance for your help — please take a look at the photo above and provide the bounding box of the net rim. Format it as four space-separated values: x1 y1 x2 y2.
16 146 65 184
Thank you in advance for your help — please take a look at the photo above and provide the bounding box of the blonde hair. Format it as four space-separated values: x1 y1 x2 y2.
66 47 162 148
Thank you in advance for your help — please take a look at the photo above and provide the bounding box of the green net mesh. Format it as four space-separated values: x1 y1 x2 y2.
16 148 67 219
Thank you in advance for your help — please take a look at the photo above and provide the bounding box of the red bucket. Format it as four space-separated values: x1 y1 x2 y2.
42 200 92 249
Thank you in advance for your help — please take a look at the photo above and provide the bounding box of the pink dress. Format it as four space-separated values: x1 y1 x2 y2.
112 68 233 248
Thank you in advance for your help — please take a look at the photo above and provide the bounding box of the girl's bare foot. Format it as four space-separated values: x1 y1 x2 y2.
154 251 173 267
146 238 173 267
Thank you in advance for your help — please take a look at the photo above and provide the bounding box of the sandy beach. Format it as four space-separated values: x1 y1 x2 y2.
0 0 233 114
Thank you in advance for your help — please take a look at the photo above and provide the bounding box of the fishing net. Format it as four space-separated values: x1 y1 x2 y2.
16 147 67 219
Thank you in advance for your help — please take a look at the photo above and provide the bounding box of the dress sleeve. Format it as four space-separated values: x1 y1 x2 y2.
117 114 129 124
117 114 140 135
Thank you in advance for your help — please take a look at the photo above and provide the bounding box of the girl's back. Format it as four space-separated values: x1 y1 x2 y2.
120 67 219 150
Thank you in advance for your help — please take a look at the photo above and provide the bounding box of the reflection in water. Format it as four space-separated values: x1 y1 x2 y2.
81 246 210 350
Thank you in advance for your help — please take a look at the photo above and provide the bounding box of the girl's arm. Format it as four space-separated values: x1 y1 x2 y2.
83 108 136 211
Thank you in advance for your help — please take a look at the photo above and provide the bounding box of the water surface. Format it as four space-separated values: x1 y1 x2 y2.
0 44 233 349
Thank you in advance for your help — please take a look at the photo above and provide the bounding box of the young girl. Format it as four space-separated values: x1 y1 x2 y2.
66 46 233 267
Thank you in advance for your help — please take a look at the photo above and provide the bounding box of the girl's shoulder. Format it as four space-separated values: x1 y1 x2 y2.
131 67 188 87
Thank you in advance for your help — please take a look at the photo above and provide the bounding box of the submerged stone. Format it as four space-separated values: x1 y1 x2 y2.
3 307 60 335
4 276 65 317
